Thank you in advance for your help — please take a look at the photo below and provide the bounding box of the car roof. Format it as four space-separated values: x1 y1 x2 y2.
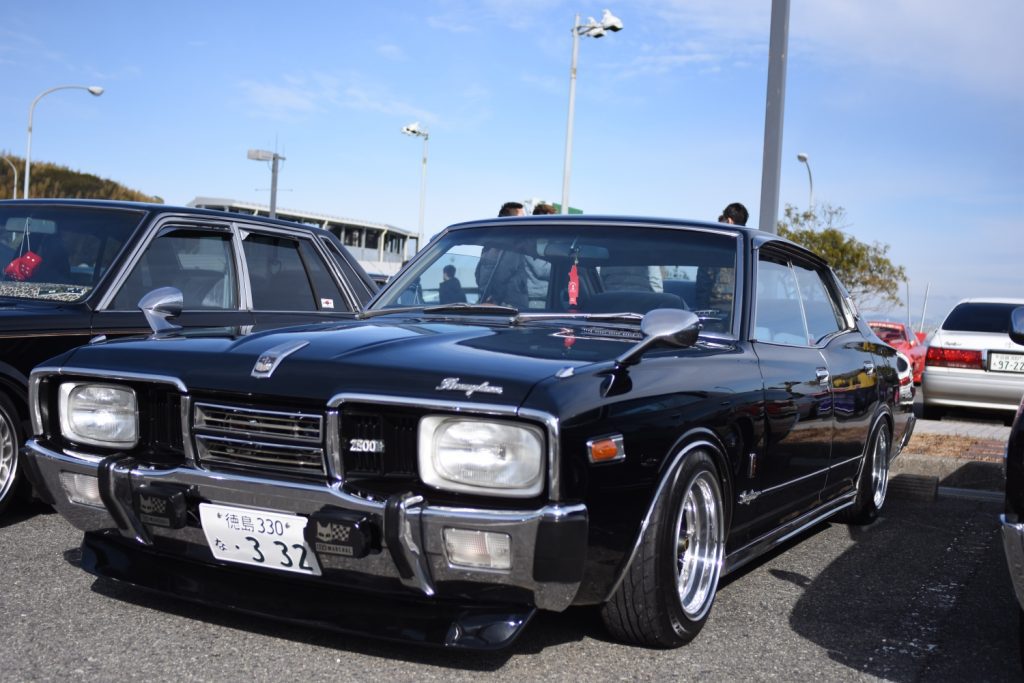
952 297 1024 306
0 198 332 235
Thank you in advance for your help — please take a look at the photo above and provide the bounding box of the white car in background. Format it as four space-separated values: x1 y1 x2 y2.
922 298 1024 420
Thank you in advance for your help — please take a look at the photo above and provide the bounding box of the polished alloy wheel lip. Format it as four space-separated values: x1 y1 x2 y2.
675 469 724 620
0 411 15 500
871 428 890 509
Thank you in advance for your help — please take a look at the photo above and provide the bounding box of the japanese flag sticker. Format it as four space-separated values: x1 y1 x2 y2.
320 298 335 309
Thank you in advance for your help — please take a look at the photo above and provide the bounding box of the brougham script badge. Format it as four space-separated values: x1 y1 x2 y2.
435 377 504 397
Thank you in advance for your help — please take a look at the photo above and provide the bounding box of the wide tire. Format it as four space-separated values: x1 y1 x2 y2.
0 393 25 516
601 449 725 648
837 420 891 525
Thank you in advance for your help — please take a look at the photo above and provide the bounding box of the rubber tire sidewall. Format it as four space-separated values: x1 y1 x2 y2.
657 450 724 644
0 392 25 516
840 419 891 525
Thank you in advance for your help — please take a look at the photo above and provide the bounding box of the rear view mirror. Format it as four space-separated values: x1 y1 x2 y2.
4 217 57 235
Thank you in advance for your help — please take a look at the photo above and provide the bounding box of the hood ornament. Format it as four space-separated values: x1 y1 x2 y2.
252 340 310 378
435 377 504 397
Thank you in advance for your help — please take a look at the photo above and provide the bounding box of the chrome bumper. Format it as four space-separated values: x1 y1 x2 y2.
1001 515 1024 609
26 439 586 612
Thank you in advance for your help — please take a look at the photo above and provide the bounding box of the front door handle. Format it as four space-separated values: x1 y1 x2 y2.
815 367 830 385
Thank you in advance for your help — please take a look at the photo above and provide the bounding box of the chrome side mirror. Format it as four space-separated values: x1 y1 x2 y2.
615 308 701 367
138 286 183 334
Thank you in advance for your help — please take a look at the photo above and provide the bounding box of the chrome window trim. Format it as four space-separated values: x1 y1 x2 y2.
327 393 562 501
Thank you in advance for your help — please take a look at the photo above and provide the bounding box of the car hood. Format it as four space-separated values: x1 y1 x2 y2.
60 318 642 406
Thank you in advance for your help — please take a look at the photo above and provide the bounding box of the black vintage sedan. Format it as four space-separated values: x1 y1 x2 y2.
0 199 376 514
999 306 1024 660
24 215 913 649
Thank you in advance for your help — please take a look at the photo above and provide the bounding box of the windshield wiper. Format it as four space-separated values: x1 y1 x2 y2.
514 311 643 323
359 303 521 320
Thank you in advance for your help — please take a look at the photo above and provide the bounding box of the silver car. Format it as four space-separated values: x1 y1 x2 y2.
922 298 1024 419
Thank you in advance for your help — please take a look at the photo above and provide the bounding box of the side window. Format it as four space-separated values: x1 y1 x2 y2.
754 258 808 345
792 262 843 343
111 232 237 310
242 234 316 311
297 240 349 312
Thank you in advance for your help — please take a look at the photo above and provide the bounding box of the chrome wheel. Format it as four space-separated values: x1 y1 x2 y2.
673 469 724 621
871 426 890 509
0 405 16 506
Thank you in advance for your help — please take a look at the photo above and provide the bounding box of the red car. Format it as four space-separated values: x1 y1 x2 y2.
869 321 927 383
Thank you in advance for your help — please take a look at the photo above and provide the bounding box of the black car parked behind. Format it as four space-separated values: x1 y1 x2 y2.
0 199 376 514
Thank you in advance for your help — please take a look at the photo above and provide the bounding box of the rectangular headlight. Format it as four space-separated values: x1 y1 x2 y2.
59 382 138 448
418 416 544 497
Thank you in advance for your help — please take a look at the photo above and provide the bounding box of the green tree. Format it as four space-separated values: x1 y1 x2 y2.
0 153 161 202
776 203 905 310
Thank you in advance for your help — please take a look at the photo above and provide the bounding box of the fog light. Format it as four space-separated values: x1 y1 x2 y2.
59 472 104 508
443 528 512 570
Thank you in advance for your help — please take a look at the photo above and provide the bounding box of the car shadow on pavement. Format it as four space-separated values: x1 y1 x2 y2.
0 499 54 529
74 556 593 667
783 498 1020 681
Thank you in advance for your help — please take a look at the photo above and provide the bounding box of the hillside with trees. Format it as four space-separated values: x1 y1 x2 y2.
0 153 161 203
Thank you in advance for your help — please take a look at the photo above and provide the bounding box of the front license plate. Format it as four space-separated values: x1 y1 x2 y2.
199 503 322 576
990 352 1024 374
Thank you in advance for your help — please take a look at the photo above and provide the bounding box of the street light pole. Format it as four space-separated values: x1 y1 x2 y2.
560 9 623 215
24 85 104 199
247 149 285 219
797 152 814 212
2 157 18 199
401 122 430 252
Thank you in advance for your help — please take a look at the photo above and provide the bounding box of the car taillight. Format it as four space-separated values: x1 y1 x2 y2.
926 346 983 369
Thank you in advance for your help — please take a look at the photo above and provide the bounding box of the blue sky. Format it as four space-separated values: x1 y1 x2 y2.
2 1 1021 326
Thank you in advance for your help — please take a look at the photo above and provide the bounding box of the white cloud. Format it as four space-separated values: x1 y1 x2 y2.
377 44 405 61
239 72 435 124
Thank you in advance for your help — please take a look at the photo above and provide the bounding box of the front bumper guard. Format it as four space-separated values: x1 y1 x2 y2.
26 440 586 617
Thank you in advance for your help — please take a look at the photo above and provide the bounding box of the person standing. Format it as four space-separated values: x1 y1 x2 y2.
718 202 749 226
474 201 528 308
438 264 466 304
523 203 555 307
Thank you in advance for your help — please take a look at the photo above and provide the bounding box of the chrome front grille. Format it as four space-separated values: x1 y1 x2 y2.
193 402 326 478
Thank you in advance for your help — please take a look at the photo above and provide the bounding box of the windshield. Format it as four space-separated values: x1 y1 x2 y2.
371 222 738 334
0 205 145 302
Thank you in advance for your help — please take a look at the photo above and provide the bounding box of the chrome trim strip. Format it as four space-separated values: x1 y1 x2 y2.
751 464 831 499
326 393 563 501
828 454 862 471
724 492 856 575
180 395 196 465
31 365 187 393
604 439 718 601
194 402 323 442
325 410 342 481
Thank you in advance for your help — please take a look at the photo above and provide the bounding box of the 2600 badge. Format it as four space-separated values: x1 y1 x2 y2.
199 503 321 576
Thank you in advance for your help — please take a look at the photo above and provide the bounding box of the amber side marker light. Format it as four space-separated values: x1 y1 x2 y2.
587 434 625 463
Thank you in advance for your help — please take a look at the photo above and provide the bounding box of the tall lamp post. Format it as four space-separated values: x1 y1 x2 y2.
797 152 814 212
401 122 430 252
24 84 104 199
560 9 623 215
2 157 18 199
247 149 285 219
